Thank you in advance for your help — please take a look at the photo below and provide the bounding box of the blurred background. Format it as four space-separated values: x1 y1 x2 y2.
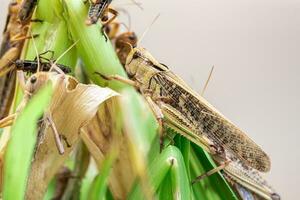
1 0 299 199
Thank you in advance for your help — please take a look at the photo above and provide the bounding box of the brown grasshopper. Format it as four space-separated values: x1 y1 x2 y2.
101 13 138 64
0 1 38 119
0 68 71 155
97 47 271 173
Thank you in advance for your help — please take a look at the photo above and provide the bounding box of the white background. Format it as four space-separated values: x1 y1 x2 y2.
1 0 299 199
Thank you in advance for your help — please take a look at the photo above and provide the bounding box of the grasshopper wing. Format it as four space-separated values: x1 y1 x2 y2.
154 71 271 172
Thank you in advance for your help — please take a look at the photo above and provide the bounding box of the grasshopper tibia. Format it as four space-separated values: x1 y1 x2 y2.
94 72 138 87
191 160 230 184
47 115 65 155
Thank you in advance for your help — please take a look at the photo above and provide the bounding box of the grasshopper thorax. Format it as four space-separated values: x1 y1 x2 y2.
125 47 167 78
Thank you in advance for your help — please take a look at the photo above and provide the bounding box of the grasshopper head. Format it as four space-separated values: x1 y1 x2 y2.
25 72 51 95
124 47 141 77
25 72 63 96
125 47 161 77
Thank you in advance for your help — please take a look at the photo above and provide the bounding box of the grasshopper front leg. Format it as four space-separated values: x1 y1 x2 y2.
46 114 71 155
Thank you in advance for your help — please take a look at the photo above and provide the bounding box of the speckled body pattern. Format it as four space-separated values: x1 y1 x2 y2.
125 47 271 173
88 0 112 24
15 60 72 74
213 151 279 200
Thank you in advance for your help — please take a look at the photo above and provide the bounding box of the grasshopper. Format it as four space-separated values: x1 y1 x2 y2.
18 0 38 24
102 17 138 65
97 47 271 173
0 1 37 119
14 59 72 74
114 31 137 66
0 68 72 154
85 0 118 26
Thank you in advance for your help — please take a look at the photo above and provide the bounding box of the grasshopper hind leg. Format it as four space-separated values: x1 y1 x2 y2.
191 160 230 184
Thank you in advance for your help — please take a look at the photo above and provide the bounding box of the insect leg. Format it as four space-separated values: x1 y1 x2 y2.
102 8 119 27
101 8 119 41
191 160 230 184
0 47 19 76
38 50 55 61
143 94 165 151
94 72 138 87
10 32 39 42
46 114 65 155
0 113 16 128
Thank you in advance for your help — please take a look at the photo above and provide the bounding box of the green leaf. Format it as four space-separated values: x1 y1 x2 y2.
62 0 127 90
129 146 191 200
191 144 238 200
3 83 53 200
88 150 117 200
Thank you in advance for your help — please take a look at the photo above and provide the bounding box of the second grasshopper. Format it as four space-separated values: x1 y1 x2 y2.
98 46 271 174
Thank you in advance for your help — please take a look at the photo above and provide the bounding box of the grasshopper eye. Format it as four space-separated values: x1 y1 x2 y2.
30 76 37 84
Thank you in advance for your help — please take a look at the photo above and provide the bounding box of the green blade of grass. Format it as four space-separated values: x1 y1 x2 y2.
119 89 159 200
80 161 99 200
3 83 53 200
191 144 238 200
129 146 191 200
88 149 118 200
62 0 128 90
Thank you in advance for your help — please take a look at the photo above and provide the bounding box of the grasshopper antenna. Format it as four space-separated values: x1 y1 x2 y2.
50 40 79 72
31 34 40 72
201 66 214 96
137 13 160 46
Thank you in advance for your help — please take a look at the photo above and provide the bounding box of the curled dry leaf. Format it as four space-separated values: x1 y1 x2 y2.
81 98 136 199
24 72 118 200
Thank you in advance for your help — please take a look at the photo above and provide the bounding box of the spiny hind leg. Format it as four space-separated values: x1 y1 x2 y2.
142 89 176 150
191 160 230 184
